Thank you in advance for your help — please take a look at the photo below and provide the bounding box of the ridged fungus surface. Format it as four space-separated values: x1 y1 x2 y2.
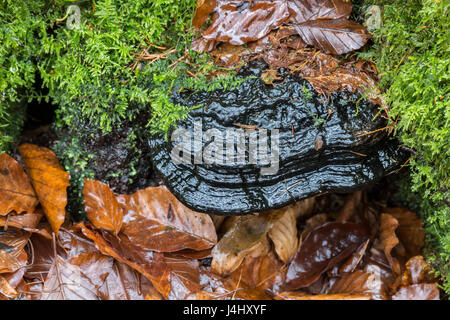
149 61 406 215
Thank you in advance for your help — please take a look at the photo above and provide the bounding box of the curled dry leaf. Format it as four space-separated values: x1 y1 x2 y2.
293 19 370 55
0 229 29 274
392 283 440 300
384 208 425 258
211 215 270 276
83 179 123 235
117 186 217 252
379 213 401 275
0 153 38 215
283 222 369 291
78 223 171 298
18 144 70 234
201 1 291 45
41 255 98 300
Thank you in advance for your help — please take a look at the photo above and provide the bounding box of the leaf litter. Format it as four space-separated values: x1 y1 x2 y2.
0 0 443 300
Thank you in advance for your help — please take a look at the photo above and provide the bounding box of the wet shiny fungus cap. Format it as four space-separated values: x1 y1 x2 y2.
149 61 407 215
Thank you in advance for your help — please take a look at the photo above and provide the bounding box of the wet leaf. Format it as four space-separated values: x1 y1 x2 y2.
338 239 369 274
0 210 43 231
0 275 19 299
192 0 217 29
202 0 290 45
267 206 298 263
211 215 270 276
392 283 440 300
41 255 98 300
283 222 369 290
0 153 38 215
287 0 352 23
277 292 371 300
117 186 217 252
83 179 123 235
0 229 29 274
380 213 401 275
78 223 171 298
293 19 370 55
165 254 202 300
18 144 70 234
329 270 385 299
384 208 425 258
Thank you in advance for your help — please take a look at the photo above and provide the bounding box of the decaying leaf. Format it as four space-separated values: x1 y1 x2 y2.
41 255 98 300
0 153 39 216
283 222 369 290
78 223 171 298
293 19 370 55
211 215 270 276
0 210 43 231
0 275 19 299
117 186 217 252
201 0 291 45
192 0 217 29
384 208 425 258
83 179 123 235
392 283 440 300
165 254 202 300
338 239 370 274
0 229 29 274
18 144 70 234
329 270 385 299
276 291 371 300
267 206 298 263
287 0 353 23
379 213 401 275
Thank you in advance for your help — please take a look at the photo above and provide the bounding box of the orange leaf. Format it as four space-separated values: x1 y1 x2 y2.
0 229 29 274
380 213 401 275
392 283 440 300
83 179 123 235
0 153 38 215
117 186 217 252
0 275 19 299
164 254 202 300
18 144 70 234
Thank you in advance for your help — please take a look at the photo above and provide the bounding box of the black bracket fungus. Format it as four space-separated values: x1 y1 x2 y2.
149 61 407 215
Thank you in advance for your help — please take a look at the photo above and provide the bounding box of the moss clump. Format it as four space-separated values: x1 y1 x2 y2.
358 0 449 293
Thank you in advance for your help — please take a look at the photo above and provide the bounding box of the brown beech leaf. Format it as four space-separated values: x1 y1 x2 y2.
293 19 371 55
41 255 98 300
192 0 217 29
221 272 273 300
0 275 19 299
211 215 270 276
69 251 162 300
164 254 202 300
78 223 171 298
384 208 425 258
380 213 401 275
392 256 437 293
83 179 123 235
329 270 386 299
287 0 353 23
18 144 70 234
0 229 30 274
0 153 38 215
117 186 217 252
0 210 43 231
267 206 298 264
230 250 285 291
338 239 370 274
202 0 290 45
283 222 369 291
392 283 440 300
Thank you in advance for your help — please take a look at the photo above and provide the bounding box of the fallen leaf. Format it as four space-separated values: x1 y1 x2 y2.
300 213 329 238
379 213 401 275
283 222 369 290
392 283 440 300
117 186 217 252
202 0 290 45
0 275 19 299
211 215 270 276
78 223 171 298
164 254 202 300
276 292 371 300
267 206 298 263
384 208 425 258
18 144 70 234
0 153 38 215
192 0 217 29
336 191 362 222
83 179 123 235
329 270 385 299
0 229 29 274
287 0 352 23
0 210 43 231
41 255 98 300
338 239 370 274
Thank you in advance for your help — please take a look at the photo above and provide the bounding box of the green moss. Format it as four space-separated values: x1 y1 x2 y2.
358 0 449 294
